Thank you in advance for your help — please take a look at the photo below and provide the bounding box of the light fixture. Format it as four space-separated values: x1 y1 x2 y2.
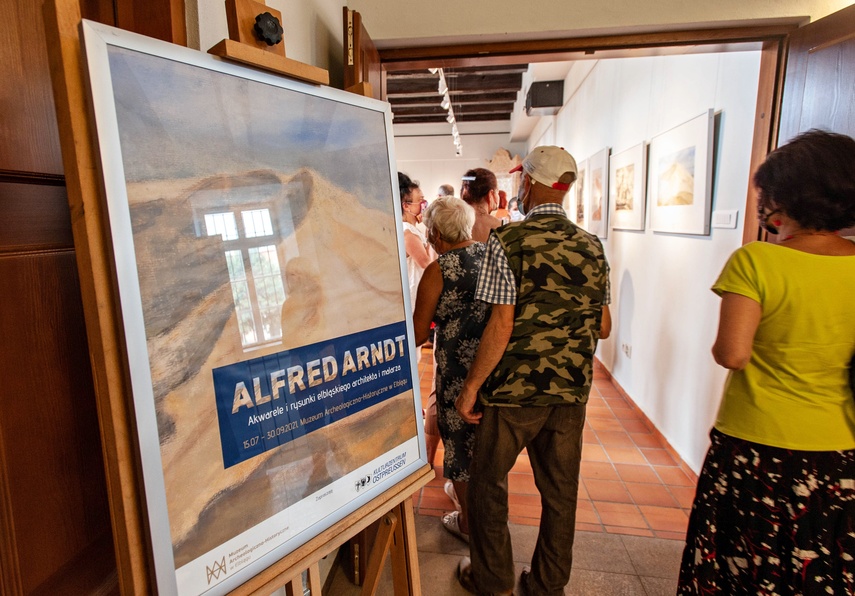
428 67 462 156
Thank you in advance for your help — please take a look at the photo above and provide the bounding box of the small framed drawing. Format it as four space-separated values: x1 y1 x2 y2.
609 143 647 231
649 110 715 235
586 148 610 239
571 159 588 230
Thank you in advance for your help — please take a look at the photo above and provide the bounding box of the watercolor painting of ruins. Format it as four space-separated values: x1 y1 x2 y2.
105 45 419 567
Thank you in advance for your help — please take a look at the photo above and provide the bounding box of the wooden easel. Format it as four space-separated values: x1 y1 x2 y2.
43 0 433 593
208 0 329 85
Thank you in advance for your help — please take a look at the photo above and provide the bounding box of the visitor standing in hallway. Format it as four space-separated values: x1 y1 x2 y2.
456 146 612 595
678 130 855 595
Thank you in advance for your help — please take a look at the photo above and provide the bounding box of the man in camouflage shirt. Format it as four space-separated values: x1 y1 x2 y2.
455 146 611 596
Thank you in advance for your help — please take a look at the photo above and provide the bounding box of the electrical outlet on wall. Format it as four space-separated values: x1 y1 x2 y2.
621 343 632 358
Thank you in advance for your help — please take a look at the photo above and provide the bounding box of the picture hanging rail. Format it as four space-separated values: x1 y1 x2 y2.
78 19 427 596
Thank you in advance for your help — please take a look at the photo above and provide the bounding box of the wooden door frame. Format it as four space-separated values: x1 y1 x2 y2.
377 23 798 244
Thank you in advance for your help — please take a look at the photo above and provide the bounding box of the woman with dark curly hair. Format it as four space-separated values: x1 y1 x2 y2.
678 130 855 594
460 168 502 242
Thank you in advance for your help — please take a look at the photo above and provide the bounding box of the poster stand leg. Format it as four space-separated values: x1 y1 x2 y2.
359 498 421 595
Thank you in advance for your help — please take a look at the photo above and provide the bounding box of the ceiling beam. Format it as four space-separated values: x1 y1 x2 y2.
391 103 515 117
386 72 523 95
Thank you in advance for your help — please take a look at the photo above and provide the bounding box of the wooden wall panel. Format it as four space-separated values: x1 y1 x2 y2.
0 182 74 253
0 0 65 175
0 250 113 594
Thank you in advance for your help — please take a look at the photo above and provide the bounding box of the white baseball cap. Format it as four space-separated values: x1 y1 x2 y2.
510 146 578 191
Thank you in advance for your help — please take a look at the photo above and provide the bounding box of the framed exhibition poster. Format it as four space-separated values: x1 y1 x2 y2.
586 148 610 239
609 143 647 231
80 20 425 596
649 110 715 235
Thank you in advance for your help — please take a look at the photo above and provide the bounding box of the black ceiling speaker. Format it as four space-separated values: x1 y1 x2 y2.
525 80 564 117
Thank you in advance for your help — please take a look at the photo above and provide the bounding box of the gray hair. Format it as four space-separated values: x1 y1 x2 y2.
423 196 475 244
437 184 455 197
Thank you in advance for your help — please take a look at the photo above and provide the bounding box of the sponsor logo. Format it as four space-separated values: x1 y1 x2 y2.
354 475 372 491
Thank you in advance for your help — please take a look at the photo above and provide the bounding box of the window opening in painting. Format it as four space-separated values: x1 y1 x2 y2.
205 209 286 348
204 211 239 241
242 208 274 238
248 245 286 342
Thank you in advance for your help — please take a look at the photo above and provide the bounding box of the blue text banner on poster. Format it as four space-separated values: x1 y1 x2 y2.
213 321 412 468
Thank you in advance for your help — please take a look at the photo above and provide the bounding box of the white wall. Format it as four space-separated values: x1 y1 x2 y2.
394 134 526 201
348 0 852 45
536 52 761 472
187 0 345 88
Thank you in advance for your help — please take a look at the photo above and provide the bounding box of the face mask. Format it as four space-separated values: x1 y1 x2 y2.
759 208 780 235
516 179 529 216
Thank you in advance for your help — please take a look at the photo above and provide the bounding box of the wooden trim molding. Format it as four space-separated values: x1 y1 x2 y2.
115 0 186 45
379 23 799 70
742 37 788 245
43 0 152 592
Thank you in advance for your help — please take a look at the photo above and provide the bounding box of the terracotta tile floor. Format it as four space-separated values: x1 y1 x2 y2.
413 347 696 541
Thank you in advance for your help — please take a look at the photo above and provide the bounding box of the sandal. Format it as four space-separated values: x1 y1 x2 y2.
442 510 469 543
444 479 461 511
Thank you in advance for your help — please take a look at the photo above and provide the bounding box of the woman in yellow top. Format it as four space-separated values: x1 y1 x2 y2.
678 130 855 595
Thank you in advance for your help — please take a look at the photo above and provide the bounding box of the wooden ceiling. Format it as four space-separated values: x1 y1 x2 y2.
386 64 527 124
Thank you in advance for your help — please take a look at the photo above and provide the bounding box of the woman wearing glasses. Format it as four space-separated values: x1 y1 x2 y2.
398 172 432 311
678 130 855 594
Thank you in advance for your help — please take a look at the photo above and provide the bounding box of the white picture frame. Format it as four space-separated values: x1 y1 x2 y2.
586 148 610 239
571 158 588 230
609 143 647 231
648 110 715 235
80 20 425 596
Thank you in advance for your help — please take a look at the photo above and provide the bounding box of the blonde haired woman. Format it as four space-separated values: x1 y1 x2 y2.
413 197 491 542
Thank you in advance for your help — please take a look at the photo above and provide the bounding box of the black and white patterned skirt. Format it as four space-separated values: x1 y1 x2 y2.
678 428 855 595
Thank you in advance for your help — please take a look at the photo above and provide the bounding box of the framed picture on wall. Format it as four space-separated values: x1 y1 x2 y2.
80 20 425 596
609 143 647 231
586 148 610 239
648 110 715 235
571 159 588 229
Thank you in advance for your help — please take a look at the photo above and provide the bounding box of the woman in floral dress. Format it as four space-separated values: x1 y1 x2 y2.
678 130 855 594
413 196 490 543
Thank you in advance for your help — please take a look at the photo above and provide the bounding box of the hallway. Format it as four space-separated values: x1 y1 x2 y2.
325 347 695 594
415 347 696 540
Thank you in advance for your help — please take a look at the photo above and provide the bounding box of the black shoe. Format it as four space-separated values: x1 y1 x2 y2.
519 566 533 596
457 557 477 594
457 557 513 596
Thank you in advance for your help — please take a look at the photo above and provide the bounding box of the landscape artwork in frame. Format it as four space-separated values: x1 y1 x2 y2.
609 143 647 231
586 148 610 239
648 110 715 235
572 159 588 230
80 21 425 596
